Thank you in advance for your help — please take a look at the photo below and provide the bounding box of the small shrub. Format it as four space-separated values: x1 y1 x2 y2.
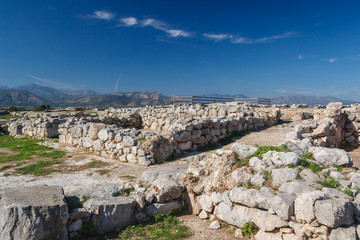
343 188 354 198
116 187 133 196
335 166 343 172
317 177 340 188
241 222 259 238
137 136 146 142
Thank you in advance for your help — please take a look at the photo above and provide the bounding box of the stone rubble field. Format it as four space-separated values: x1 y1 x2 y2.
1 102 360 239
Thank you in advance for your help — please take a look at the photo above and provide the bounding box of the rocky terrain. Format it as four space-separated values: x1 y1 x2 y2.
2 102 360 239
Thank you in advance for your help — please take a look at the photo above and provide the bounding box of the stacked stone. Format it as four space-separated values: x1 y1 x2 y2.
183 144 360 240
58 122 155 166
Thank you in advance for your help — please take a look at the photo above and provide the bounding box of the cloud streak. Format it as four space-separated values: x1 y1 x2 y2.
89 10 114 21
203 31 298 44
27 75 75 90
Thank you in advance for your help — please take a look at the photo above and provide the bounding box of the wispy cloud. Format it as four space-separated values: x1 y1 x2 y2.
89 10 115 21
27 75 75 90
202 33 230 41
297 55 304 60
203 31 298 44
140 18 190 38
119 17 138 26
325 58 337 63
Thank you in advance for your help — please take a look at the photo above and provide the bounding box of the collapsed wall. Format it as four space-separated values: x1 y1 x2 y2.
4 103 281 165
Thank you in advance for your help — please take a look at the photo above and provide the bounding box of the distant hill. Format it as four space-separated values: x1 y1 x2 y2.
62 91 171 107
14 83 98 99
270 94 357 105
0 90 46 106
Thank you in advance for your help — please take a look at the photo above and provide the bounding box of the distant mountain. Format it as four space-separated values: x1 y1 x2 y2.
0 85 9 90
61 91 171 107
201 93 248 99
14 83 98 99
0 90 46 106
270 94 357 105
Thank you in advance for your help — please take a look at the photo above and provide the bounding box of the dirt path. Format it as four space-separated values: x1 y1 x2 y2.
178 215 241 240
227 121 296 148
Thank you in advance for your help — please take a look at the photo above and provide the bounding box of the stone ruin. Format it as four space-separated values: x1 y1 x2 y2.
3 103 281 165
3 102 360 239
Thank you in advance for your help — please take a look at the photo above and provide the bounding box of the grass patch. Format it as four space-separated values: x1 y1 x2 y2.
241 222 259 238
118 214 192 240
115 187 133 197
0 135 65 164
0 114 23 122
317 176 341 188
299 153 322 173
248 144 290 159
85 159 107 168
137 136 146 142
122 175 136 180
16 160 61 176
96 169 111 175
0 165 11 171
234 152 250 168
343 188 354 198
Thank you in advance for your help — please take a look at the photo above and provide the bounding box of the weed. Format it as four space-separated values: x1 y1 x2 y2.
234 152 250 168
118 214 192 240
263 170 271 179
0 165 11 171
137 136 146 142
343 188 354 198
299 153 322 172
85 160 107 168
241 222 259 238
335 166 343 172
317 177 340 188
116 188 133 196
123 175 136 180
96 169 111 175
3 173 10 177
248 144 290 159
81 195 94 205
288 163 295 168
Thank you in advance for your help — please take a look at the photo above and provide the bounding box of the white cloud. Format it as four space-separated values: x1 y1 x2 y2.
166 29 189 37
137 18 190 38
89 10 114 21
327 58 337 63
203 33 230 41
203 31 297 44
120 17 137 26
298 55 304 60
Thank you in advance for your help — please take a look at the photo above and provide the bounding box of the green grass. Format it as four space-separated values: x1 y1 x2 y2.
248 144 290 159
118 214 192 240
115 187 133 197
85 159 107 168
241 222 259 238
16 160 61 176
137 136 146 142
343 188 354 198
299 153 322 173
317 176 341 188
0 114 23 121
0 135 65 164
96 169 111 175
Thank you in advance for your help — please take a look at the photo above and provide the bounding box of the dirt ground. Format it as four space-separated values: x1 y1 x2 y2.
178 215 241 240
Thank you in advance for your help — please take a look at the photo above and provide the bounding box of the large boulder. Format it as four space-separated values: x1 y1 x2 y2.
294 191 327 222
329 225 357 240
0 185 69 240
214 202 288 232
229 187 274 210
145 201 182 217
83 196 136 234
268 193 296 220
231 142 257 158
151 179 183 203
271 168 298 187
314 198 354 228
138 163 189 186
309 147 353 166
263 151 301 167
279 181 315 195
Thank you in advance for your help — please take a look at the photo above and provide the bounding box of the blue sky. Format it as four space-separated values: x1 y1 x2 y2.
1 1 360 99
